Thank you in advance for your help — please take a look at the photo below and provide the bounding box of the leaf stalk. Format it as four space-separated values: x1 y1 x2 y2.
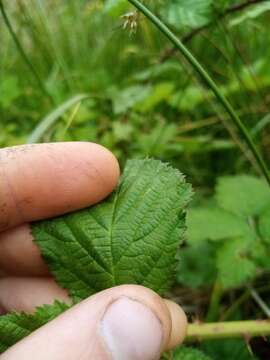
186 320 270 341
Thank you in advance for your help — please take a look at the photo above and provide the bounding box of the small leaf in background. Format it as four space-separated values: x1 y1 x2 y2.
177 242 216 288
112 121 134 142
103 0 130 17
217 238 257 289
216 175 270 217
136 82 175 112
111 85 152 114
186 206 251 245
230 2 270 27
161 0 213 30
172 345 213 359
32 159 192 302
0 302 69 354
169 86 205 111
258 206 270 244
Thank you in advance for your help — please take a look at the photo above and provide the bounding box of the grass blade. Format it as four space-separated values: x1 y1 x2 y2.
28 94 89 144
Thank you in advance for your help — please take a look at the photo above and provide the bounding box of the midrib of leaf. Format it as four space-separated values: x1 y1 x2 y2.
113 160 149 222
114 167 183 266
109 189 119 286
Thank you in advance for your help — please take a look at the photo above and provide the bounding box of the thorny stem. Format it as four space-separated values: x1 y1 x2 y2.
186 320 270 341
128 0 270 186
0 0 54 105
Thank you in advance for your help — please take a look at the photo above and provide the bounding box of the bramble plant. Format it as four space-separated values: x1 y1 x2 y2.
1 0 270 359
0 158 193 355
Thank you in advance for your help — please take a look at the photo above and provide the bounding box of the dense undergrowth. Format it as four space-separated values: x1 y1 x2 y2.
1 0 270 358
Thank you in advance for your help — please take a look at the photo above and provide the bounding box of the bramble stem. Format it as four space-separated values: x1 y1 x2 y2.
128 0 270 185
186 320 270 341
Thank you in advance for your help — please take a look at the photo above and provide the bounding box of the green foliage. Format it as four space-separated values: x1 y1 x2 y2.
0 302 69 354
172 346 213 360
216 175 270 217
0 159 191 352
0 76 21 109
258 206 270 244
178 175 270 290
177 242 216 288
201 339 257 360
1 0 270 357
230 2 270 27
187 206 250 244
161 0 213 30
216 238 257 288
32 159 192 301
104 0 130 17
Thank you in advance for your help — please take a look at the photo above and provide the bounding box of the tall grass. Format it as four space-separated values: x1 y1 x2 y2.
0 0 270 184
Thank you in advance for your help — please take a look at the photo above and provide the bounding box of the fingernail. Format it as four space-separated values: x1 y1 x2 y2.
100 297 163 360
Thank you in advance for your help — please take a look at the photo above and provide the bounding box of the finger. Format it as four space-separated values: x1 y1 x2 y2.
0 277 69 313
0 225 49 276
1 285 187 360
164 299 187 350
0 278 187 350
0 142 119 231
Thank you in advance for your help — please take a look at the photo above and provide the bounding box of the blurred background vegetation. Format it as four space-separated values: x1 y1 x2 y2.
1 0 270 358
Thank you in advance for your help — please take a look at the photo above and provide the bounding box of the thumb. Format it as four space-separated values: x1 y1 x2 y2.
1 285 187 360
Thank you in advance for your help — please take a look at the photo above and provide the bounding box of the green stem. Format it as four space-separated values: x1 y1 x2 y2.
128 0 270 185
0 0 54 105
186 320 270 341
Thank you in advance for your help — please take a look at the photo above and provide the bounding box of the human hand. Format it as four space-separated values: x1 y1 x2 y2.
0 142 187 359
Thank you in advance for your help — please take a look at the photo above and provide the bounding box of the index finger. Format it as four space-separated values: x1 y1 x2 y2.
0 142 120 232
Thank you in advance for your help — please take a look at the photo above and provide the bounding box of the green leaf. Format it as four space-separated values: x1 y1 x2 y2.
172 346 213 359
202 339 258 360
186 206 251 245
161 0 213 30
230 2 270 27
112 121 134 142
0 302 69 354
216 175 270 217
32 159 192 302
111 85 152 114
103 0 130 17
177 242 216 288
259 206 270 244
217 238 257 289
136 82 175 112
250 240 270 271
